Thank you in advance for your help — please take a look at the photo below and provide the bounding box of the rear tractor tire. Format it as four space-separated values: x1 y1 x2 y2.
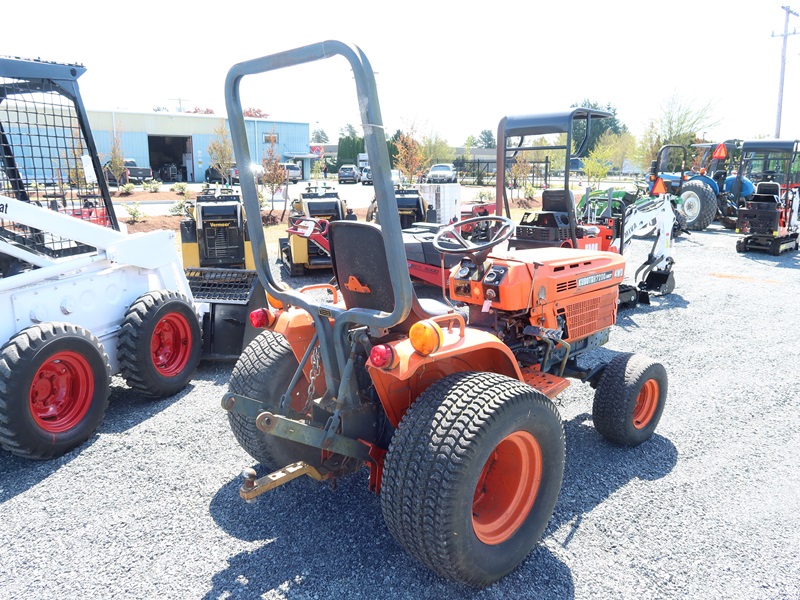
117 290 202 398
226 330 324 470
679 181 717 231
380 371 566 588
593 353 667 446
0 322 111 459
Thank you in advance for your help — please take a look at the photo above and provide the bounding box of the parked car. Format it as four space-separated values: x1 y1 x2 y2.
104 159 153 186
426 163 457 184
205 163 239 184
281 163 302 183
360 166 372 185
390 169 406 186
338 164 360 184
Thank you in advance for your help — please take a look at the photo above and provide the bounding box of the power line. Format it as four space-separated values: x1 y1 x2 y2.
169 97 190 112
773 5 798 138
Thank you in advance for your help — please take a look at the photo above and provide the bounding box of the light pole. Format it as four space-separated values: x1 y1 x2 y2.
773 5 798 138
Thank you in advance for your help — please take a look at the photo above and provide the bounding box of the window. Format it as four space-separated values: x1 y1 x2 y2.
263 133 279 144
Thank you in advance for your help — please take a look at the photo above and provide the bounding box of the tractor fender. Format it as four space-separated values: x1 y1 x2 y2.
687 174 720 196
367 329 521 427
723 175 754 198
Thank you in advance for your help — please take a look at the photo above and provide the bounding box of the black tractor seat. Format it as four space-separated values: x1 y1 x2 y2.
328 220 464 328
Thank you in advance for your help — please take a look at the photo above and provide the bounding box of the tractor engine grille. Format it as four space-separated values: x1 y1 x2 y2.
563 289 617 340
203 222 241 259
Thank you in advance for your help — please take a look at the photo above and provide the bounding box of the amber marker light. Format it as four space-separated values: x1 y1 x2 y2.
266 293 283 309
369 344 395 369
409 321 444 356
249 308 274 328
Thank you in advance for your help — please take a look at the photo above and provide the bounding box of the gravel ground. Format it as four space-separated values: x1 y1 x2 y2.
1 222 799 599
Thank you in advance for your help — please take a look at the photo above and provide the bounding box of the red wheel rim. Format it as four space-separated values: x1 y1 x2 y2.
29 351 95 433
472 431 542 545
151 312 192 376
633 379 659 429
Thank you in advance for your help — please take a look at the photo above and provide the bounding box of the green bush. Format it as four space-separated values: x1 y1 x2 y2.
119 183 136 195
143 180 162 192
170 182 189 195
168 197 190 216
124 202 145 223
474 189 495 202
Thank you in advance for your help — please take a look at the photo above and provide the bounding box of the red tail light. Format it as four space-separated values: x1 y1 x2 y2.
249 308 274 328
369 344 395 368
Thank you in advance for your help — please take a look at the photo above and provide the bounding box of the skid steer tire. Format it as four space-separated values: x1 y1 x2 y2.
0 323 111 459
226 331 322 470
380 371 565 588
117 290 202 398
593 353 667 447
679 181 717 231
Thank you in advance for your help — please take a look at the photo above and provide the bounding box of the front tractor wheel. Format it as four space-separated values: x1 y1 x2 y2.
593 353 668 446
0 323 111 459
117 290 202 398
380 372 565 588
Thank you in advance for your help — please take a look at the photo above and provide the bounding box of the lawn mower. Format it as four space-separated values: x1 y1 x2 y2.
278 183 355 276
220 41 668 588
733 140 799 255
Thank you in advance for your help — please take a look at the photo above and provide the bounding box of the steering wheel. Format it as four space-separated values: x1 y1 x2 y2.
432 215 515 261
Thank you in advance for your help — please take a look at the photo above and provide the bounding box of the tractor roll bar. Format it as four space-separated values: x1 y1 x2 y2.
495 108 612 222
224 41 413 386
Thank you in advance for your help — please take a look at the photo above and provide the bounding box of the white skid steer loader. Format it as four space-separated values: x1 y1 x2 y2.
0 56 209 459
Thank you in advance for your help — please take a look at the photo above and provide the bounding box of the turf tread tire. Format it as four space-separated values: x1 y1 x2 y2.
226 331 320 469
0 322 111 459
380 371 565 588
593 353 667 446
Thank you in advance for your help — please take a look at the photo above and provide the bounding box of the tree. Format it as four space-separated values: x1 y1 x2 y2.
395 127 428 184
185 107 215 114
509 151 532 197
206 120 235 185
106 130 126 191
243 107 269 118
582 138 614 188
339 123 359 138
422 133 455 165
260 126 288 219
656 93 718 148
570 100 629 157
311 129 329 143
477 129 496 149
634 120 663 173
336 134 364 167
152 106 168 112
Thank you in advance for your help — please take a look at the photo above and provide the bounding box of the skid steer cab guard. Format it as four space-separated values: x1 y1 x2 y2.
221 41 667 589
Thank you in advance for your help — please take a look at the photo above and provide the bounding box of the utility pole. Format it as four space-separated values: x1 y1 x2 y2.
773 5 798 138
169 97 190 113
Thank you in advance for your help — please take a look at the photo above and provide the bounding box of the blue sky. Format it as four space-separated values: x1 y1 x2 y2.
4 1 798 145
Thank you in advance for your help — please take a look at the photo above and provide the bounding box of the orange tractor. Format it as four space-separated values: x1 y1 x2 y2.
221 41 668 588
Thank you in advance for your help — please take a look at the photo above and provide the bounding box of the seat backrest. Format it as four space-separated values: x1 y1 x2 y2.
755 181 780 197
541 189 576 212
328 221 395 312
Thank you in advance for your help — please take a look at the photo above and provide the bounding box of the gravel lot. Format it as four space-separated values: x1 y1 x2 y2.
1 220 799 599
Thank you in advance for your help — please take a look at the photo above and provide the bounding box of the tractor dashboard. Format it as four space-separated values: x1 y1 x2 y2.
449 247 626 314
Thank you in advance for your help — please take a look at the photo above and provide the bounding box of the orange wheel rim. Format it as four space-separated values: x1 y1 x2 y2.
472 431 542 545
633 379 659 429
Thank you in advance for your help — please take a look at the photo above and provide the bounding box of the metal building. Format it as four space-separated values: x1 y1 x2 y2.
87 110 312 183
